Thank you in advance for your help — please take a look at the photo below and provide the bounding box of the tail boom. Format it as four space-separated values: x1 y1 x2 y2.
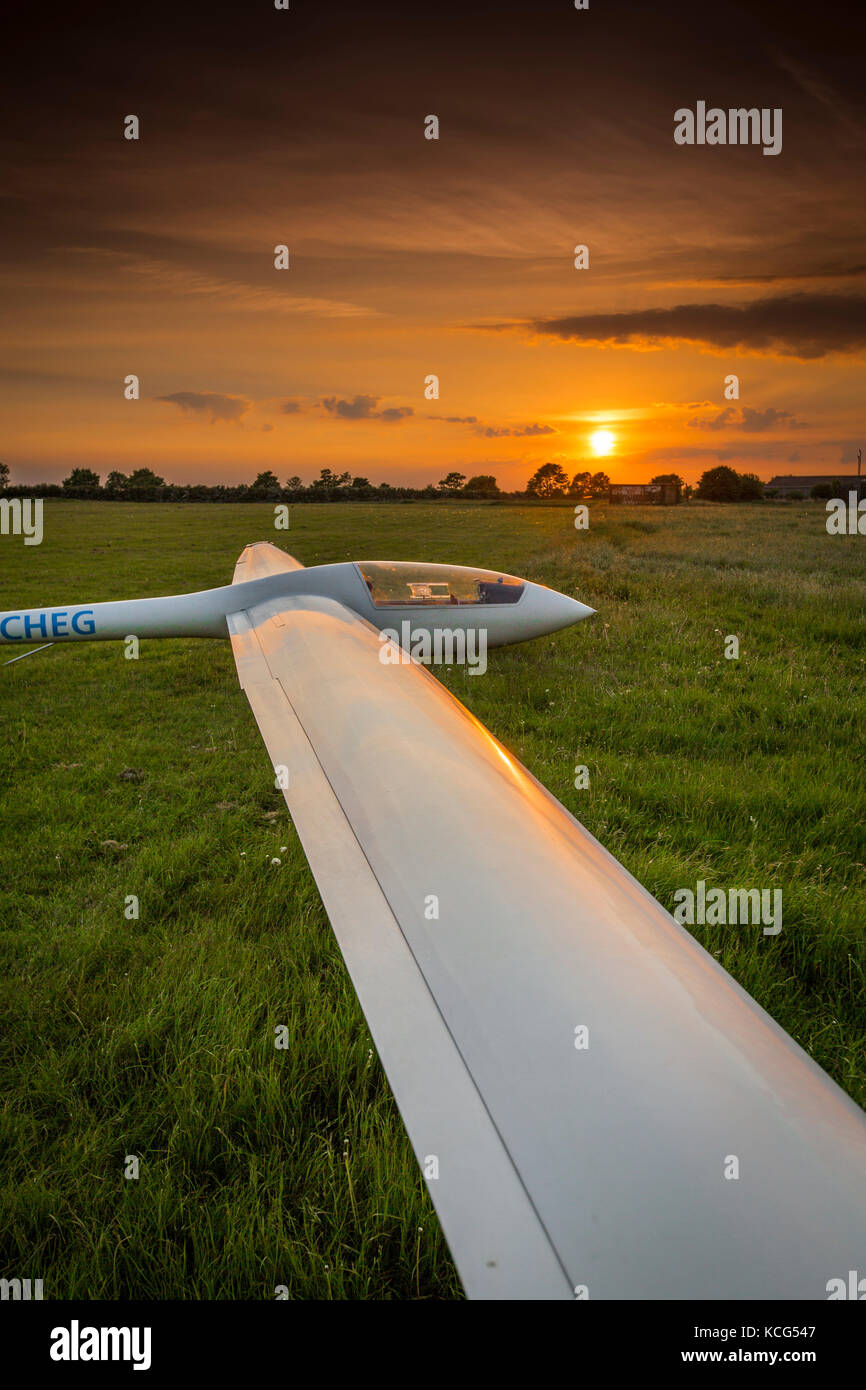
0 577 297 645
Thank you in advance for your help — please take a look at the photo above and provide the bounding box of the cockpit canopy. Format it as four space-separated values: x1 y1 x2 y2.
356 561 525 608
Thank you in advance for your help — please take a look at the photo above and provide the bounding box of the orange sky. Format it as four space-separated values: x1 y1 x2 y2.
2 0 863 489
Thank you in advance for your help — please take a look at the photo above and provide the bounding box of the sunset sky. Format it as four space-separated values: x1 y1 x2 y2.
2 0 863 489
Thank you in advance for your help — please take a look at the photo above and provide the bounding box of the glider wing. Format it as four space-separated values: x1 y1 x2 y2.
229 590 866 1301
232 541 305 584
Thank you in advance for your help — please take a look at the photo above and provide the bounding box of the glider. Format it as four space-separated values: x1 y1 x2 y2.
3 543 865 1300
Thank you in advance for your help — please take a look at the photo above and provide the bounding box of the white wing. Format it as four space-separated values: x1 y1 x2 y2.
228 556 866 1301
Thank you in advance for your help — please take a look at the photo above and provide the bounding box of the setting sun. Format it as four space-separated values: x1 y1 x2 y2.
590 429 616 457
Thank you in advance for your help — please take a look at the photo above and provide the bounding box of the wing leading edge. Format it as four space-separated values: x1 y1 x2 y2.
229 590 866 1300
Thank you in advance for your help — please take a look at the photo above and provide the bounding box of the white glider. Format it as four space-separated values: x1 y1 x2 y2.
3 542 864 1300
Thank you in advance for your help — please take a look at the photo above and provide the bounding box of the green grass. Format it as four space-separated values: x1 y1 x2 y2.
1 500 864 1298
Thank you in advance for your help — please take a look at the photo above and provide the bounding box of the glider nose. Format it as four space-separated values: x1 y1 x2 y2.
524 582 596 636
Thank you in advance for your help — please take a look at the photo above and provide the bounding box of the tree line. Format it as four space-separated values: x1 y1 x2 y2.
0 461 775 502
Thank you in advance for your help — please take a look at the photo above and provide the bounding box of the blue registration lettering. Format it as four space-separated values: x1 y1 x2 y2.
0 614 23 640
24 613 48 639
51 610 68 636
71 609 96 635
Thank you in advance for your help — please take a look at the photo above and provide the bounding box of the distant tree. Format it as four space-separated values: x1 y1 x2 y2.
285 475 303 491
568 470 592 497
463 474 499 496
650 472 684 499
810 478 843 499
249 470 281 498
0 461 10 489
126 467 165 490
309 468 351 491
526 462 569 498
351 475 371 489
696 465 763 502
696 465 741 501
437 471 466 493
588 470 611 498
62 467 101 489
738 472 764 500
683 483 694 501
106 470 128 489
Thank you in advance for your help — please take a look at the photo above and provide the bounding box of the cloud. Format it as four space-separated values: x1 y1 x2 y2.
322 394 379 419
428 414 554 436
157 391 251 422
689 406 805 432
635 443 814 465
321 394 413 422
476 422 556 437
740 407 805 432
280 399 302 414
688 407 737 431
522 294 866 360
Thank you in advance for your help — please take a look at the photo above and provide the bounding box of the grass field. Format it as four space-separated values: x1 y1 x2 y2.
1 499 864 1299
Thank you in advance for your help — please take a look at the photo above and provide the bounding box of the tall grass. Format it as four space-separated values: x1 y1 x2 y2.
0 501 863 1297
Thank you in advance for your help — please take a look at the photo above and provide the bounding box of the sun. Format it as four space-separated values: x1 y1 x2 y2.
590 428 616 457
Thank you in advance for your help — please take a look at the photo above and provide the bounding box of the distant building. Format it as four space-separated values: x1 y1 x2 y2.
609 482 679 505
766 474 863 498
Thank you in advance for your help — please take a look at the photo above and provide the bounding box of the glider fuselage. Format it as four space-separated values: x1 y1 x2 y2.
0 558 594 649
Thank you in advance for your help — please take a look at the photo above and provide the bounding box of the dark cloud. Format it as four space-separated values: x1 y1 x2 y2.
476 422 556 437
157 391 251 422
688 408 737 431
741 407 805 432
429 414 554 436
636 442 815 465
321 394 380 419
525 294 866 360
712 265 866 285
280 399 302 414
689 406 805 432
321 395 412 422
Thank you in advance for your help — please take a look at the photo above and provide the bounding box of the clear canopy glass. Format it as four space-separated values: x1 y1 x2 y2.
356 561 525 607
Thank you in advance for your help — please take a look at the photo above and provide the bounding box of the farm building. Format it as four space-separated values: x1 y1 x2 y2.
609 482 680 505
766 474 863 498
